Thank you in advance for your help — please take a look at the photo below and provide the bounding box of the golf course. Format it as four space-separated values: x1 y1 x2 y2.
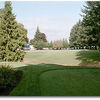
1 50 100 96
1 1 100 96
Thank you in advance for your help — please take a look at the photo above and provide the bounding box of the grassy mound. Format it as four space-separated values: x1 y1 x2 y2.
10 64 100 96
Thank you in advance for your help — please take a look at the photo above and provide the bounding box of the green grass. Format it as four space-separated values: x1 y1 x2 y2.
24 50 81 65
0 50 100 96
10 64 100 96
0 50 99 67
76 50 100 63
25 50 100 65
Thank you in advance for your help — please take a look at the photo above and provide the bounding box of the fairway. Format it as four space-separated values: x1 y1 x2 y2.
1 50 100 96
1 1 100 96
0 50 99 67
10 64 100 96
24 50 81 66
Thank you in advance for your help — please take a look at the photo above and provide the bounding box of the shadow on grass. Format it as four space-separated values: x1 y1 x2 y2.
9 63 100 96
76 50 100 64
10 64 69 96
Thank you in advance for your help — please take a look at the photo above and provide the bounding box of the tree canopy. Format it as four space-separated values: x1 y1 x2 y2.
0 1 28 61
69 1 100 50
30 27 47 50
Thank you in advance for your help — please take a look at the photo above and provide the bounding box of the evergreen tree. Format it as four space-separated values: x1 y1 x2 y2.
30 26 47 49
62 39 69 49
0 9 4 22
18 23 29 47
69 20 89 49
33 26 41 42
32 26 47 43
81 1 100 50
0 1 27 61
69 21 81 48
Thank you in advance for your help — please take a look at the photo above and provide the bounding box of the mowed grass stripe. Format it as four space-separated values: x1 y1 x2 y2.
40 69 100 96
10 64 100 96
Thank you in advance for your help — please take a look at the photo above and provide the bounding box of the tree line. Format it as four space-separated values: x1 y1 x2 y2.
30 27 69 50
0 1 28 61
69 1 100 50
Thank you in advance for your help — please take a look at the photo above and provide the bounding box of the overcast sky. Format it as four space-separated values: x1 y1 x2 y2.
0 1 85 42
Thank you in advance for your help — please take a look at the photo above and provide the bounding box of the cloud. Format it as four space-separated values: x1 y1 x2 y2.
17 16 78 42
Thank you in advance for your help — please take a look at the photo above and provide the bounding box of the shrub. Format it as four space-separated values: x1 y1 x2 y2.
0 65 23 92
34 40 46 50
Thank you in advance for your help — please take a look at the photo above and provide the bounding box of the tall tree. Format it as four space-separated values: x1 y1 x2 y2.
32 26 47 43
30 26 47 49
69 20 89 49
69 20 81 48
81 1 100 50
0 1 27 61
18 23 29 47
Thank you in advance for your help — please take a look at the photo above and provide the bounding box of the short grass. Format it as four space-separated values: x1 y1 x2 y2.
0 50 99 67
76 50 100 63
25 50 100 65
24 50 81 65
10 64 100 96
1 50 100 96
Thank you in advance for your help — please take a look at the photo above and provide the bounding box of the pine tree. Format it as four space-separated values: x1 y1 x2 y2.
30 26 47 49
33 26 41 42
0 1 27 61
69 20 89 49
81 1 100 50
33 26 47 43
18 23 29 47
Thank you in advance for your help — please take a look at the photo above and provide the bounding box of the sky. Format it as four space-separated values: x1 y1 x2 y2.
0 1 85 42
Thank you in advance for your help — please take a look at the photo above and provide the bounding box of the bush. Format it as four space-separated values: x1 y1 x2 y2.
0 65 23 91
34 40 46 50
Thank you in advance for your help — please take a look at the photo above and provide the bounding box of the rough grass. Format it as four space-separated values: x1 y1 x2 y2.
10 64 100 96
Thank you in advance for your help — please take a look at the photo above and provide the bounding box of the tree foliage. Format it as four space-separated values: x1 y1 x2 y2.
0 1 28 61
69 20 88 49
81 1 100 49
30 26 47 50
62 39 69 48
34 40 46 50
69 1 100 50
52 39 68 50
